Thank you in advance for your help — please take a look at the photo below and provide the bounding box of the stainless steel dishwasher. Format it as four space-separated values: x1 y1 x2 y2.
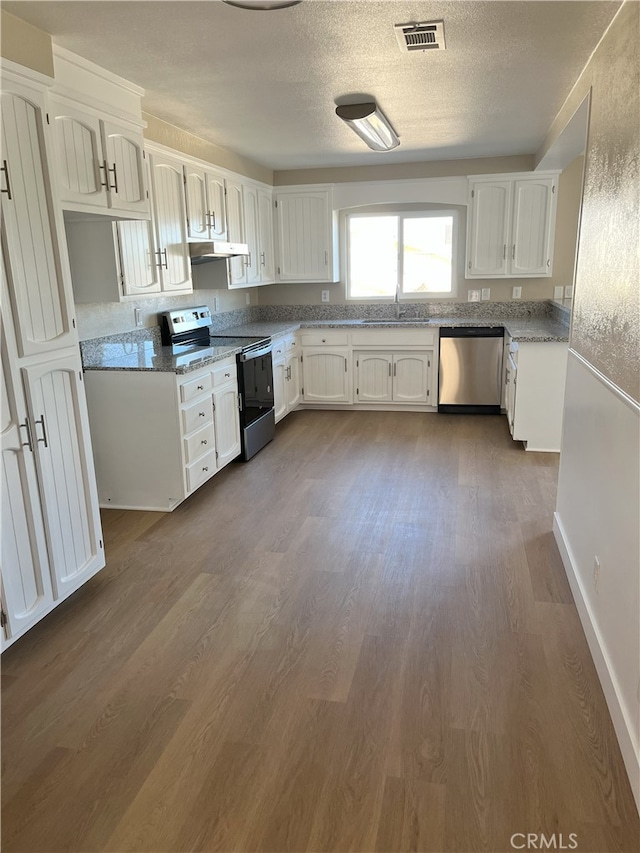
438 327 504 413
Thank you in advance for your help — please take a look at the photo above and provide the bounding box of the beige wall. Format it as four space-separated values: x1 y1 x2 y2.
0 9 53 77
259 155 584 307
274 154 535 186
143 113 273 185
541 1 639 402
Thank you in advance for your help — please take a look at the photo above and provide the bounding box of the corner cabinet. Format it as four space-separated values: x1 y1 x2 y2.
1 67 104 650
466 173 558 278
274 187 339 283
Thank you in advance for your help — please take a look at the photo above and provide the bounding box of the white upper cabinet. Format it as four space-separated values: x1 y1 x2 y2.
225 177 246 286
258 188 275 283
115 217 161 297
0 82 77 357
50 98 149 219
466 173 558 278
274 188 338 283
148 152 192 293
243 183 262 286
185 164 227 241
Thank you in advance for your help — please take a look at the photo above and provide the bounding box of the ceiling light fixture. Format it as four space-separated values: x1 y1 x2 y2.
335 102 400 152
222 1 302 9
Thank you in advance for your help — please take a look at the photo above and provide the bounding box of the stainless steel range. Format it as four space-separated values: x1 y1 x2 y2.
160 307 275 460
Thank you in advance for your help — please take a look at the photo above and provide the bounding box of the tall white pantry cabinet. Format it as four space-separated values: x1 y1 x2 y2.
0 66 104 650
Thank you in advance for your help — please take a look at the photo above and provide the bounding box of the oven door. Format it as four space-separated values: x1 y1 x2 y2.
238 343 274 427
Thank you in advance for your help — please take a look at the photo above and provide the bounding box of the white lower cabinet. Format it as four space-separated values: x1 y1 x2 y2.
354 351 433 404
506 341 568 452
301 349 351 404
272 334 301 422
84 357 240 511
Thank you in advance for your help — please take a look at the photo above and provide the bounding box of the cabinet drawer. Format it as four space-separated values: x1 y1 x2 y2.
300 332 349 346
180 371 214 403
182 396 213 435
351 329 436 347
184 422 215 464
273 335 298 358
212 359 237 388
287 336 299 352
186 449 217 493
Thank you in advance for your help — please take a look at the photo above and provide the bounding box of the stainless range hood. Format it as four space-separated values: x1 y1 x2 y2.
189 241 249 264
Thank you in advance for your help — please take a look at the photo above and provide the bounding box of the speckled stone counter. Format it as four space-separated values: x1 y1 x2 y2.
80 328 243 374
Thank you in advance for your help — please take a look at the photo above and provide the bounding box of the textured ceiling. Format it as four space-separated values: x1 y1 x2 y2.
4 0 620 170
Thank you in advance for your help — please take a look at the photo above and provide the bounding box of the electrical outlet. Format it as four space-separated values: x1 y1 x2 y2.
467 289 481 302
512 286 522 300
134 308 143 327
245 293 251 305
321 290 330 303
564 285 574 299
553 286 564 300
593 556 601 592
481 288 490 301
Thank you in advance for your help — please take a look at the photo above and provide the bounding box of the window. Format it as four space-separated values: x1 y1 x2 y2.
347 210 456 299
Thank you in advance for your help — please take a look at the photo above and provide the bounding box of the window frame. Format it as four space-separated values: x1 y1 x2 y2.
344 208 458 302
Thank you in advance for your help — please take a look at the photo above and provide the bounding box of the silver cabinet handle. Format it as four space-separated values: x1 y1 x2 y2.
199 411 206 417
108 162 119 194
201 439 208 445
324 250 328 265
19 418 33 452
388 363 391 377
100 159 109 188
197 384 204 391
247 252 252 268
210 211 216 230
512 244 516 260
503 244 507 260
155 249 168 269
34 414 48 448
393 363 397 377
1 160 12 200
260 251 265 266
225 372 230 378
202 466 209 473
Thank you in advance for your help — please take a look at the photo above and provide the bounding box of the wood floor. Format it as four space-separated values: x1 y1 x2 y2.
2 411 638 852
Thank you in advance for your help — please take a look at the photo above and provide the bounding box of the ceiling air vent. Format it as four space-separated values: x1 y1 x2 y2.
394 20 446 53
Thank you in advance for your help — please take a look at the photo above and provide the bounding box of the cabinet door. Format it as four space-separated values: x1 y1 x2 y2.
466 181 511 277
393 353 431 403
22 354 104 600
243 185 261 286
273 357 287 423
510 178 556 277
302 350 351 403
149 154 192 293
275 192 331 281
185 165 210 240
101 120 148 214
115 219 161 297
258 188 275 283
213 385 241 469
356 352 393 402
1 86 76 357
0 286 53 641
285 354 301 411
206 171 227 240
225 179 246 286
50 100 107 210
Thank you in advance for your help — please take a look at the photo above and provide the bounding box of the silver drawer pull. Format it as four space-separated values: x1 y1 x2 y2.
202 466 209 472
197 384 204 390
201 439 208 445
199 411 206 417
1 160 13 199
225 372 230 378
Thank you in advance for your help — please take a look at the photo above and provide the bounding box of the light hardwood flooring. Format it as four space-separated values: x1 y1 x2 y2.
2 411 638 852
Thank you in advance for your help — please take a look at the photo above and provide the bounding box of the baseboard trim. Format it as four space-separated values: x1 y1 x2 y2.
553 512 640 813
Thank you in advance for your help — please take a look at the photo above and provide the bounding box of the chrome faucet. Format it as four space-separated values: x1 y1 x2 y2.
394 285 401 320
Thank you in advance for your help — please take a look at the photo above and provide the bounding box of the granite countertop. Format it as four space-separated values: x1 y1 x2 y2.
225 317 569 343
80 337 243 374
80 308 568 374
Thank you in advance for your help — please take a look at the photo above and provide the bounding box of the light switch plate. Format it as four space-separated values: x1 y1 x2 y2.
245 293 251 305
564 285 574 299
321 290 330 303
553 286 564 299
512 286 522 300
213 296 219 312
134 308 143 327
481 288 490 301
467 289 481 302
